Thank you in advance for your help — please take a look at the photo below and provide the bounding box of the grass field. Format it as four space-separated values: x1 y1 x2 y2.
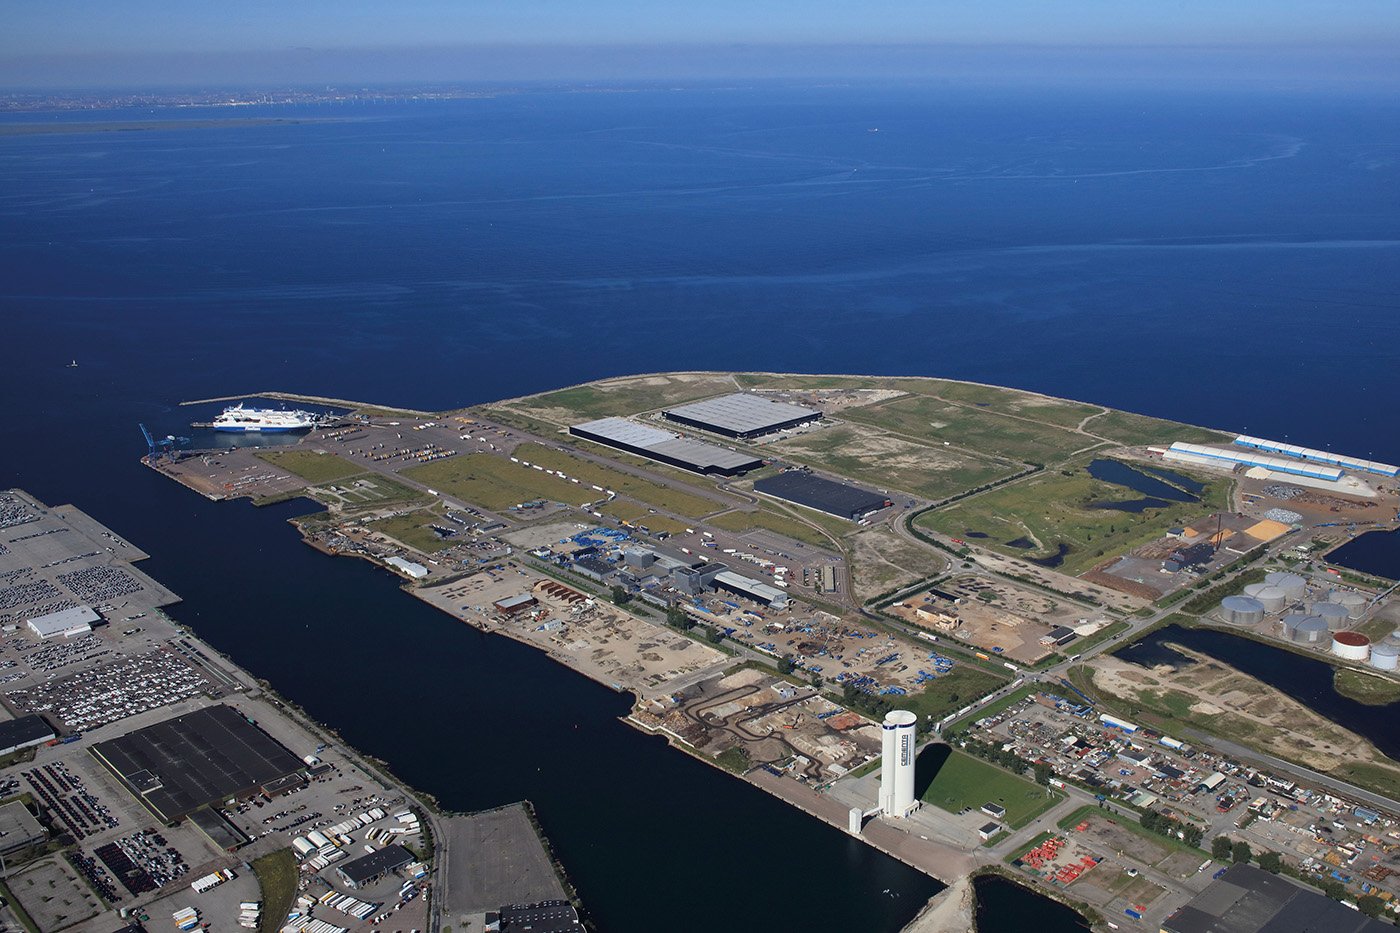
313 473 432 510
844 394 1100 464
770 423 1012 503
900 664 1008 723
403 455 593 511
708 507 843 548
1056 805 1207 859
921 748 1061 829
919 458 1228 576
255 449 364 483
599 499 689 536
1081 409 1228 447
511 443 720 518
252 848 298 933
1333 668 1400 706
944 683 1041 734
366 509 453 553
508 373 737 423
849 525 949 602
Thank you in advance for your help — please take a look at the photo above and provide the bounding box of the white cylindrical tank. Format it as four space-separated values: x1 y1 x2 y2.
1370 642 1399 671
879 710 918 818
1290 616 1328 644
1219 596 1264 625
1316 603 1350 631
1244 584 1288 613
1265 572 1307 601
1332 631 1370 662
1328 591 1367 620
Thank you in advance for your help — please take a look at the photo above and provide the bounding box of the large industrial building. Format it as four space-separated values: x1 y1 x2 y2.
712 569 789 610
662 393 822 439
569 417 762 476
1162 863 1392 933
91 705 305 823
1233 435 1399 478
753 470 891 521
0 714 56 756
27 604 98 639
1164 443 1345 481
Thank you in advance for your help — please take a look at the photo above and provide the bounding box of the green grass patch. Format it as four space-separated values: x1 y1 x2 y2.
1056 804 1207 859
513 374 738 422
844 393 1098 464
1081 409 1228 447
255 448 364 483
511 443 720 518
770 422 1013 502
313 473 432 509
366 509 453 553
598 499 689 536
922 748 1061 829
715 746 751 774
919 457 1229 576
900 664 1009 724
1333 669 1400 706
708 507 844 548
403 454 592 511
944 683 1041 734
1067 620 1131 656
252 848 298 933
1355 616 1399 641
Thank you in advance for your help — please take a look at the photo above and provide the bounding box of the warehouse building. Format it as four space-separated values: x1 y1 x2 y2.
491 900 583 932
1162 863 1391 933
91 705 305 823
0 714 56 756
663 393 822 439
753 471 891 521
27 605 98 639
713 570 789 610
336 844 415 889
0 801 47 856
1164 443 1344 481
569 417 762 476
1233 434 1399 478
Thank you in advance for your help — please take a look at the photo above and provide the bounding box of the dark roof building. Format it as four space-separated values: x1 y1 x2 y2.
753 471 890 521
663 393 821 439
90 705 304 823
569 418 762 476
1163 864 1391 933
336 844 416 889
498 900 583 932
0 714 56 756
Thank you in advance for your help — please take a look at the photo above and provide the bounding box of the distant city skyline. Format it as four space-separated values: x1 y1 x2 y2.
4 1 1399 88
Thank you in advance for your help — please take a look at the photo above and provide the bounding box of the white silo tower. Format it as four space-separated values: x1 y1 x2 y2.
879 710 919 818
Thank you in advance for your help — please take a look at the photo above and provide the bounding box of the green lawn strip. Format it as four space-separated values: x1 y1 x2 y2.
365 509 453 553
1066 620 1131 656
900 665 1009 724
707 507 843 549
944 683 1041 735
598 500 689 536
252 848 299 933
513 375 738 421
512 442 721 518
255 448 364 483
403 455 592 511
922 748 1061 829
843 393 1093 464
919 458 1228 577
1080 409 1229 447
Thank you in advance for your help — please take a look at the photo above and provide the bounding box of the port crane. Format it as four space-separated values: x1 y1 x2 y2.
139 424 189 463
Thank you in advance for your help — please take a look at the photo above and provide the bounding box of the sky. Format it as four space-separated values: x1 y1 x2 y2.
4 1 1399 88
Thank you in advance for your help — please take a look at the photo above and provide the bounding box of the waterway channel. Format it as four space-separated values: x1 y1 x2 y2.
1115 624 1400 761
1327 529 1400 581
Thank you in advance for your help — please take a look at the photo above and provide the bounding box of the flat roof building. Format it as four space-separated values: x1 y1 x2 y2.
385 556 428 579
496 900 583 932
336 844 415 889
713 570 789 609
0 714 56 756
753 471 891 521
493 594 538 615
569 418 762 476
91 705 304 823
663 393 821 439
27 605 98 639
0 800 47 855
1163 863 1391 933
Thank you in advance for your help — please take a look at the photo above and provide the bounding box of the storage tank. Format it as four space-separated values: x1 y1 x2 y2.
879 710 918 819
1219 595 1265 625
1243 584 1288 613
1328 590 1368 620
1315 603 1350 631
1370 641 1399 672
1291 615 1329 645
1331 631 1371 662
1265 572 1307 601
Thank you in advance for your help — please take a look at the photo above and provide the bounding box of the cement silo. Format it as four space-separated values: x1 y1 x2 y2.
879 710 918 819
1265 572 1307 602
1218 596 1265 625
1288 615 1329 645
1370 641 1399 672
1331 631 1371 662
1328 590 1368 620
1315 603 1350 632
1243 584 1288 613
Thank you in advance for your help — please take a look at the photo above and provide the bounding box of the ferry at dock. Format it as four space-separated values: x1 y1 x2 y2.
210 403 329 433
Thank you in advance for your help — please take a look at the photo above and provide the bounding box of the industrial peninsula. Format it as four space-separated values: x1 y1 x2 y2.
6 371 1398 933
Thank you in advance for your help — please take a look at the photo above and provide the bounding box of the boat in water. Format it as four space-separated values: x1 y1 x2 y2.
210 403 329 433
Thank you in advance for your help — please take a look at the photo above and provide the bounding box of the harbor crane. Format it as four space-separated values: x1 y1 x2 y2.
139 423 189 463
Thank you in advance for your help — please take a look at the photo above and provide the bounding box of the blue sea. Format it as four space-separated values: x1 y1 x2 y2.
1 82 1397 931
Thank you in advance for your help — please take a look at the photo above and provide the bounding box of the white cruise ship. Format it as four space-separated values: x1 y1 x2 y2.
211 403 328 433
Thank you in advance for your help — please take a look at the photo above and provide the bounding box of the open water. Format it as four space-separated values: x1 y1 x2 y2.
2 82 1399 932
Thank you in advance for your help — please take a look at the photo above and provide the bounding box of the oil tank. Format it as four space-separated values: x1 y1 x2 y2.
1243 583 1288 613
1219 595 1265 625
1328 590 1368 620
1265 572 1307 601
1290 615 1328 644
1315 603 1350 631
1331 631 1371 662
1370 642 1400 671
